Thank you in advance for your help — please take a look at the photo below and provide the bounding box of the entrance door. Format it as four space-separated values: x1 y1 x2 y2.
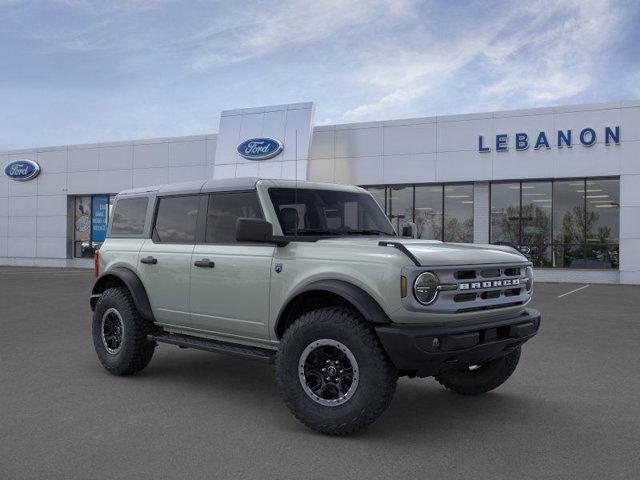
189 191 274 340
137 194 200 327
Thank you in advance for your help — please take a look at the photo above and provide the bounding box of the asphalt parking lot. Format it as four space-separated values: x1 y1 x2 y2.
1 268 639 479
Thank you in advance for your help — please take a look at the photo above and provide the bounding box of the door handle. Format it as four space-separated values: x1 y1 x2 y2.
194 258 215 268
140 256 158 265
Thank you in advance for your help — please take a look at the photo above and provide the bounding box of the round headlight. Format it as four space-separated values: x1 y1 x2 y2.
414 272 439 305
525 266 534 292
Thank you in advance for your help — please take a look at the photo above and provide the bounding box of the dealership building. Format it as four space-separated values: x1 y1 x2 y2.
1 100 639 284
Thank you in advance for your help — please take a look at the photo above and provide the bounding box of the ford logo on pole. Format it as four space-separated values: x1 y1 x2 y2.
4 159 41 181
237 138 283 160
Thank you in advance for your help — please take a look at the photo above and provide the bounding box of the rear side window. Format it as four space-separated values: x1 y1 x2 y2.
153 195 200 244
110 197 148 236
205 192 263 243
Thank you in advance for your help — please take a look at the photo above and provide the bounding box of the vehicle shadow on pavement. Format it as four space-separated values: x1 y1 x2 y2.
117 346 557 440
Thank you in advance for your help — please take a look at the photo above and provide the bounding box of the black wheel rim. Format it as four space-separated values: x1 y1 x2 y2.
298 339 359 407
101 308 124 355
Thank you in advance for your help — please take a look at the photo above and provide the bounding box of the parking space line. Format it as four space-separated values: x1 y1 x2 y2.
557 284 590 298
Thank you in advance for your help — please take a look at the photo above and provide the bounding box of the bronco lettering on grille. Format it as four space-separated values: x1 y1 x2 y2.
459 278 520 290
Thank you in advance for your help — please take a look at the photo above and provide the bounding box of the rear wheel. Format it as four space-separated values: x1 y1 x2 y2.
276 307 397 435
435 347 521 395
92 287 156 375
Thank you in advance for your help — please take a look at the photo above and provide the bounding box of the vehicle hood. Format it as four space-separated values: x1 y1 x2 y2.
318 237 528 266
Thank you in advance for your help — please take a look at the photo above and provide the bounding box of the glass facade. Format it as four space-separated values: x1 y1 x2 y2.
363 183 474 242
73 194 115 257
490 178 619 269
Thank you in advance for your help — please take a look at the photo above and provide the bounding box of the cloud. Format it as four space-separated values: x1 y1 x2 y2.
334 0 626 122
191 0 414 69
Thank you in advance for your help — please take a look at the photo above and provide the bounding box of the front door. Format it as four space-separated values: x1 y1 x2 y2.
137 194 200 327
189 191 274 340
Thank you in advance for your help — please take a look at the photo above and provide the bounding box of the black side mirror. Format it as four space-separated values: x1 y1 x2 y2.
236 218 274 243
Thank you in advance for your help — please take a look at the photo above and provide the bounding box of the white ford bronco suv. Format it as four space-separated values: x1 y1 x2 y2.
90 177 540 435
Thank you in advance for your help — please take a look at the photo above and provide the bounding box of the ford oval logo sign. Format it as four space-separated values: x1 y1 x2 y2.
4 159 41 181
237 137 283 160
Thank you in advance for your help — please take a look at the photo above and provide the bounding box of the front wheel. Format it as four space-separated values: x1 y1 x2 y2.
435 347 521 395
275 307 397 435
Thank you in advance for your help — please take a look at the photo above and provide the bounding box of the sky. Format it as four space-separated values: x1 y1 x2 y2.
1 0 639 150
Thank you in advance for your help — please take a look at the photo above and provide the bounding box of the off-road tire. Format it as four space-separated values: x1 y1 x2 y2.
92 287 156 375
435 347 521 395
276 307 397 435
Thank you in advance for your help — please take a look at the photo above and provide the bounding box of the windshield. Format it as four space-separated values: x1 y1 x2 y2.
268 188 396 237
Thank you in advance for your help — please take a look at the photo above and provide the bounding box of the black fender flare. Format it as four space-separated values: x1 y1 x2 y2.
275 279 391 337
90 266 155 321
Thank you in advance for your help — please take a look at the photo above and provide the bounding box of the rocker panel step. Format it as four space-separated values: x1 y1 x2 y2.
148 332 276 364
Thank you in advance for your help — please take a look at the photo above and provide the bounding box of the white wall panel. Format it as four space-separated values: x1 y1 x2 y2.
383 153 436 185
437 118 493 152
37 215 67 237
36 237 67 258
0 216 7 236
309 130 335 159
99 144 133 170
620 140 640 175
554 108 622 143
620 175 640 206
133 142 169 169
308 159 334 182
258 161 283 179
383 123 436 155
37 195 67 217
281 160 308 181
0 236 6 257
620 106 640 142
68 148 99 171
8 196 37 217
553 142 620 178
335 127 382 158
8 178 37 196
8 217 36 237
36 149 67 173
235 162 260 178
215 114 243 165
213 164 236 179
437 151 492 182
97 169 133 193
168 165 208 183
132 168 169 188
67 171 101 194
37 173 67 195
8 237 36 257
0 198 7 217
491 145 554 180
169 140 207 166
334 156 383 185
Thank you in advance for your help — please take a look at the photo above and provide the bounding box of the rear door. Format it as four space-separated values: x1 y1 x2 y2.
189 191 274 340
137 194 200 326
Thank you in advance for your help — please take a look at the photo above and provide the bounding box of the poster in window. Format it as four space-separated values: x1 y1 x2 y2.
75 196 91 242
91 195 109 242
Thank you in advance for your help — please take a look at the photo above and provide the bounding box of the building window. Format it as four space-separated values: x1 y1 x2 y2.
363 183 474 242
444 184 474 243
74 194 115 258
414 185 443 240
387 185 413 234
490 178 619 269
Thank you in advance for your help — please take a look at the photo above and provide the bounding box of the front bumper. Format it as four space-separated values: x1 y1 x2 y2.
375 308 541 377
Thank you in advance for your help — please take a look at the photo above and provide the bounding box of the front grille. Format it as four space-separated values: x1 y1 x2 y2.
404 262 531 314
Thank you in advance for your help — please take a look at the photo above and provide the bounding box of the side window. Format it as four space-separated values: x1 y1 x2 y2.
110 197 148 236
205 192 263 243
153 195 200 244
